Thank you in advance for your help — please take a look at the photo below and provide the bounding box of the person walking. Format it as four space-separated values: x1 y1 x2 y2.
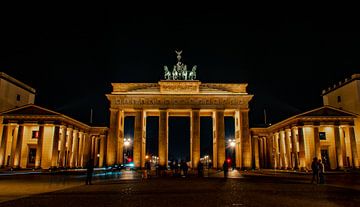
197 161 204 177
223 160 229 179
311 157 319 184
85 158 94 185
318 159 325 184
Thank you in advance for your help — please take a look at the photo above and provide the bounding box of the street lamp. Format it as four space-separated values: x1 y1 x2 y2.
124 138 131 164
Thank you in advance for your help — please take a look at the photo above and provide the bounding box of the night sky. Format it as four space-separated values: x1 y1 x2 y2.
1 7 359 160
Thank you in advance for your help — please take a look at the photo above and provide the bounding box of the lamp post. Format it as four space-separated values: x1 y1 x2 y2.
228 139 236 170
124 138 131 164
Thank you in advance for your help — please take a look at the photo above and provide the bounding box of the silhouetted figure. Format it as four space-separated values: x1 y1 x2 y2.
318 159 325 184
85 158 94 185
311 157 319 184
181 160 188 177
145 160 151 178
197 161 204 177
174 160 179 176
223 160 229 178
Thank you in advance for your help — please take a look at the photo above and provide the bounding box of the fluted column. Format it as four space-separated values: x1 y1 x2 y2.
9 125 19 167
334 125 343 169
99 135 105 167
82 133 91 165
35 125 44 169
107 108 118 166
253 136 260 169
259 138 264 168
191 109 200 168
77 132 84 167
70 129 79 168
59 126 67 167
234 110 241 168
215 110 225 169
285 129 291 169
298 127 306 170
94 137 99 166
274 133 279 169
279 130 286 169
133 110 144 168
263 137 268 168
313 126 321 159
240 109 251 169
66 128 73 168
0 125 9 167
291 127 299 169
51 125 60 168
158 109 168 167
117 110 124 164
13 125 24 168
349 126 359 168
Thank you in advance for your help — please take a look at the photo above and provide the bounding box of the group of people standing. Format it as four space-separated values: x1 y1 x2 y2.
169 160 189 177
311 157 325 184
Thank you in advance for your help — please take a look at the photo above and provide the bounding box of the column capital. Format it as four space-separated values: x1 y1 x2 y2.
109 108 118 113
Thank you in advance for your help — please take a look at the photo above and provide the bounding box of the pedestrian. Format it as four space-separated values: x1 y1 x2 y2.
85 158 94 185
318 159 325 184
311 157 319 184
197 161 204 177
145 160 151 179
223 160 229 179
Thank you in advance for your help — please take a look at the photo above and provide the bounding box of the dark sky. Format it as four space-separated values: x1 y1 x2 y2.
1 6 359 128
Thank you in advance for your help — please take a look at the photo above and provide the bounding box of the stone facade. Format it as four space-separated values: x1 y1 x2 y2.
106 80 253 169
0 72 35 112
0 105 107 169
251 107 359 170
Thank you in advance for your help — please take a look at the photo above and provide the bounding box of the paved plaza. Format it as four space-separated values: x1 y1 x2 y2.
0 169 359 207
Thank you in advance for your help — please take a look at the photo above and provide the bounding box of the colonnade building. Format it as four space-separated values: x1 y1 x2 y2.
0 105 107 169
1 69 360 171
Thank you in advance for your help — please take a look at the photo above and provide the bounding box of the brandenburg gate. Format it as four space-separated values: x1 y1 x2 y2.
106 51 253 169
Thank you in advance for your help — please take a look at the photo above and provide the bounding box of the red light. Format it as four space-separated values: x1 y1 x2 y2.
227 159 231 163
128 158 132 162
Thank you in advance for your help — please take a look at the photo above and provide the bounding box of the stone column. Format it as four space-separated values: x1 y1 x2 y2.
263 137 268 168
107 108 118 166
158 109 168 167
291 127 299 169
133 110 144 168
313 126 321 159
191 109 200 168
82 133 91 165
70 130 79 168
59 126 67 167
0 125 9 167
212 111 217 168
78 132 84 167
253 136 260 169
66 128 73 168
340 127 347 167
94 138 99 166
9 125 19 167
298 127 306 170
240 109 251 169
13 125 24 168
215 110 225 169
279 130 287 169
99 135 105 167
117 110 124 164
234 110 241 168
274 133 279 169
349 126 359 168
334 125 343 169
258 138 264 168
51 125 60 168
285 129 291 169
35 125 44 169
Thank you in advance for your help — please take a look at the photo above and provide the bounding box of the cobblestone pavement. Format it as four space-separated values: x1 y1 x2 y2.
0 171 359 207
